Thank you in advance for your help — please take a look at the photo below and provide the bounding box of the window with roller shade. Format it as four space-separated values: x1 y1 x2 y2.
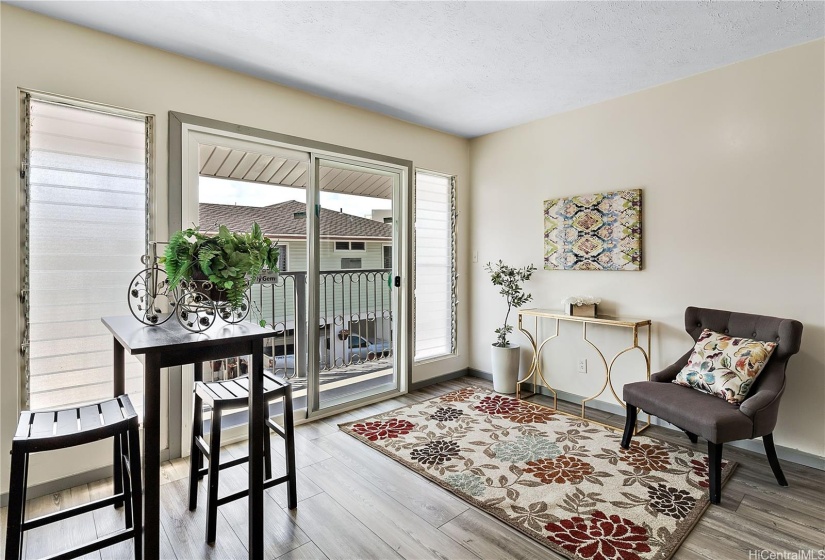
414 170 457 361
22 96 150 417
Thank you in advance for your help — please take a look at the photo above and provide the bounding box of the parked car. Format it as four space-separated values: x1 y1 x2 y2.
347 334 392 361
270 353 296 370
267 334 391 371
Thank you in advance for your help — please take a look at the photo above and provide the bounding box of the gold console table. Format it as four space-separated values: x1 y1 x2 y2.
517 308 652 434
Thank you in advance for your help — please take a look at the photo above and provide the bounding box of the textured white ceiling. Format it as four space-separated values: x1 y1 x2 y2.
9 1 824 137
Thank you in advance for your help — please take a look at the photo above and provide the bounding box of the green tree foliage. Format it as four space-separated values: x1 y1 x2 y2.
484 260 536 347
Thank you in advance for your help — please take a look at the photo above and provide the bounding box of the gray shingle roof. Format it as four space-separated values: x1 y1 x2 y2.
199 200 392 239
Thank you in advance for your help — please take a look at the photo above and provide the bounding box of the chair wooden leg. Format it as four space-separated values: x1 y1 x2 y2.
707 441 723 504
264 417 272 481
121 437 133 529
763 433 788 487
189 393 204 511
684 430 698 444
128 425 143 560
621 405 637 449
5 446 28 560
206 409 222 544
113 429 124 509
283 387 298 509
194 363 205 482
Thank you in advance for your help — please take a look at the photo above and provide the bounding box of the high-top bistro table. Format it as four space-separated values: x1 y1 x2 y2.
102 315 274 560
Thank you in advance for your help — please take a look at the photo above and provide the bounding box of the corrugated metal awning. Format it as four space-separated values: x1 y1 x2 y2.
198 144 393 200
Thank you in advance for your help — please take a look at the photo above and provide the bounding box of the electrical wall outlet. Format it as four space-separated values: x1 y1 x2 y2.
577 359 587 374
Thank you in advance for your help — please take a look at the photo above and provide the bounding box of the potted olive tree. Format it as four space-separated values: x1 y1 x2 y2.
484 260 536 393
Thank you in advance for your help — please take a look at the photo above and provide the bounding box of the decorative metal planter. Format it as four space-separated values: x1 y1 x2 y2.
127 243 251 333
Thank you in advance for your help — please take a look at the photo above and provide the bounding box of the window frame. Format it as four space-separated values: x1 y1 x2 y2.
19 89 155 411
413 169 458 363
340 257 363 270
277 243 289 273
333 240 367 253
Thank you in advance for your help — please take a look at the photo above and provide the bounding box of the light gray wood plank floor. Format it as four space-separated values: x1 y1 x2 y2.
2 376 823 559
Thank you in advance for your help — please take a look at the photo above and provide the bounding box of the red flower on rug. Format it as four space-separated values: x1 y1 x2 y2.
505 403 556 424
524 455 595 484
619 442 671 472
545 511 651 560
689 457 728 488
350 418 415 441
473 394 522 416
440 387 476 403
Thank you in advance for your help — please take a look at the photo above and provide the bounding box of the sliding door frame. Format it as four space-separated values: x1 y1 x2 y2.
307 154 407 417
168 112 413 456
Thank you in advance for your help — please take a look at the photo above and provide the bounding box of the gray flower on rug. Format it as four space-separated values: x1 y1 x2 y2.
646 483 696 520
493 435 561 463
444 472 486 496
409 439 461 467
429 407 464 422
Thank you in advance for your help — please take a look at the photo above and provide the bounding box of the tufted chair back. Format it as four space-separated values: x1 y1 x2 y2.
683 306 803 435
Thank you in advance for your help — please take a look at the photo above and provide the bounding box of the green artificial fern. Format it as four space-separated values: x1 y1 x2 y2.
161 223 279 310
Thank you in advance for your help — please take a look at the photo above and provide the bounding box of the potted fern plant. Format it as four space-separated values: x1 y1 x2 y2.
162 223 280 315
485 260 536 393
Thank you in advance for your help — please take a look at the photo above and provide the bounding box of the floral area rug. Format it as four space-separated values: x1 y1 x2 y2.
339 385 735 560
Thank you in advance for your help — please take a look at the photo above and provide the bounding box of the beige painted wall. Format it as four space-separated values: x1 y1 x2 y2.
469 40 825 458
0 5 470 492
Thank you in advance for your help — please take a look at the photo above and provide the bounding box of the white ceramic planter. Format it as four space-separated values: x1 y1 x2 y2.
490 344 520 394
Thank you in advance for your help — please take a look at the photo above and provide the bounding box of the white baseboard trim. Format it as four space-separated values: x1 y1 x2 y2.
410 369 470 391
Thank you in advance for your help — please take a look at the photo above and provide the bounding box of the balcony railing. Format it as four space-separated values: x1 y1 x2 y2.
244 269 393 380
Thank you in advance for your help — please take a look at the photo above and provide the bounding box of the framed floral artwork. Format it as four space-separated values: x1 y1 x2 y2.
544 189 642 271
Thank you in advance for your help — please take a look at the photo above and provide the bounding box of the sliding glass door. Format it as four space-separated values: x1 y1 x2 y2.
306 156 403 415
177 123 409 446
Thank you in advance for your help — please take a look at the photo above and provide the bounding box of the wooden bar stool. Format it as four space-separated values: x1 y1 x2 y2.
188 367 297 544
4 395 142 560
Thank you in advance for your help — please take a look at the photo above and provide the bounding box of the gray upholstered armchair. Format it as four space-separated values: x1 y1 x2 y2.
621 307 803 504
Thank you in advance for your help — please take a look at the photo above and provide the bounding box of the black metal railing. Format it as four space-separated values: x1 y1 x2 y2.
244 269 393 379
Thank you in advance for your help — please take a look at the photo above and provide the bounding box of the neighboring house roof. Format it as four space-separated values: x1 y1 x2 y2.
199 200 392 240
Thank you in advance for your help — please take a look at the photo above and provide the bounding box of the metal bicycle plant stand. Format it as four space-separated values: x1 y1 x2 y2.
516 308 653 435
127 242 252 333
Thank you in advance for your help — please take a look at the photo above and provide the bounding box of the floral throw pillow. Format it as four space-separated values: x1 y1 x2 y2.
673 329 777 404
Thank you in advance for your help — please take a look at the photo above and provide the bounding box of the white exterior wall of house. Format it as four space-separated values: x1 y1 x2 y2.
253 237 393 363
280 239 389 272
371 209 393 223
